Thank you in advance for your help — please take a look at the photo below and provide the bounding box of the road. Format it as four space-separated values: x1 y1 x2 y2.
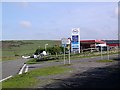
2 58 30 80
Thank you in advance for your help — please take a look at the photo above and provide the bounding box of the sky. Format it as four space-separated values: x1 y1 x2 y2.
1 1 119 40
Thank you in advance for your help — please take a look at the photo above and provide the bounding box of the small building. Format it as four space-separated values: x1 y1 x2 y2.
80 40 106 49
102 40 119 47
63 39 119 52
80 40 119 52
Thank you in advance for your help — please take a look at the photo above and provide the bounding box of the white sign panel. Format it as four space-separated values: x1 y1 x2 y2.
61 38 71 45
66 38 71 44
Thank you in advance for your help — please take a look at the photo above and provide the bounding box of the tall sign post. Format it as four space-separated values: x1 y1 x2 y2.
101 46 103 60
61 38 71 65
68 49 71 64
107 46 110 60
67 38 71 64
71 28 80 53
63 44 66 64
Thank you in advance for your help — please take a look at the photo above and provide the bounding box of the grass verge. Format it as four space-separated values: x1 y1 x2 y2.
26 52 118 64
2 56 20 61
25 58 39 64
2 65 70 88
96 59 114 63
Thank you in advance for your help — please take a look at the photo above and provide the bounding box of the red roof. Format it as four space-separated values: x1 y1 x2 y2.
80 40 106 44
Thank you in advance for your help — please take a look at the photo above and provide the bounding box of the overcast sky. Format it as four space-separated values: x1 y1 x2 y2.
2 1 118 40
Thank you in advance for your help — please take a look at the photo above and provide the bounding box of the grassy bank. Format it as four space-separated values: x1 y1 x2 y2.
2 65 70 88
26 51 118 64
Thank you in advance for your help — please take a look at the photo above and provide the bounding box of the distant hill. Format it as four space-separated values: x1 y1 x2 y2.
1 40 61 60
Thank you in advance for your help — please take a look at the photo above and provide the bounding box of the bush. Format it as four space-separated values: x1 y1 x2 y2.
15 54 19 56
34 48 45 55
34 46 66 55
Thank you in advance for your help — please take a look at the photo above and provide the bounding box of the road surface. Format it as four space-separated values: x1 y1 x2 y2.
2 58 30 80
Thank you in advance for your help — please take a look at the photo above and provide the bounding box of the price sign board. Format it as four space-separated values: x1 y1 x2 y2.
61 38 71 45
71 28 80 53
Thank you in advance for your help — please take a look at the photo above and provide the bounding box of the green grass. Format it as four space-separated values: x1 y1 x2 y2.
2 65 70 88
25 51 118 64
96 59 114 63
25 58 39 64
2 40 61 61
2 56 20 61
30 65 70 76
2 74 38 88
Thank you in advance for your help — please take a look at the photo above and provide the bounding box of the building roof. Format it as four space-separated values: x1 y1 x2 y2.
80 40 106 44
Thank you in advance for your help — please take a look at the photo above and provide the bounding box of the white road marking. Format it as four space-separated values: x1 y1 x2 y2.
25 66 28 73
18 64 26 74
0 75 13 82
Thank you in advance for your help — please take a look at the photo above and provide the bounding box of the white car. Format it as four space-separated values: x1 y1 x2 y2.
22 56 30 59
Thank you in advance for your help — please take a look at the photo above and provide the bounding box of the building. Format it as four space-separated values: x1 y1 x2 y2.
63 38 119 52
102 40 120 47
80 40 119 52
80 40 106 49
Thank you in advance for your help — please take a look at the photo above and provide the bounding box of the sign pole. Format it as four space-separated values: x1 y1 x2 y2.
61 38 71 65
101 46 103 60
107 46 109 60
68 50 71 64
64 45 65 65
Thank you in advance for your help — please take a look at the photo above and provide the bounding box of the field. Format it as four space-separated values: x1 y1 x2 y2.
1 40 61 61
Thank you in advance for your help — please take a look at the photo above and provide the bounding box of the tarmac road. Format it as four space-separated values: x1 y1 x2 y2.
2 58 30 80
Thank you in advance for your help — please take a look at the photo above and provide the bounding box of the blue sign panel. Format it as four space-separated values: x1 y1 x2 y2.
72 35 78 43
62 44 66 47
72 42 79 44
71 35 79 49
72 44 79 48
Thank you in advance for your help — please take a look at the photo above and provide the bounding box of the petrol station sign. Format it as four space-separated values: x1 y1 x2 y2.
71 28 80 53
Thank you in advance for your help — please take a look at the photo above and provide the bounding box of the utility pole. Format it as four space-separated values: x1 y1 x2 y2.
68 49 71 64
45 44 48 51
107 46 110 60
64 44 66 65
101 46 103 60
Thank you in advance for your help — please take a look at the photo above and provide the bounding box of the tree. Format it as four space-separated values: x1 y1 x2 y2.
34 46 67 55
34 48 44 55
46 46 63 55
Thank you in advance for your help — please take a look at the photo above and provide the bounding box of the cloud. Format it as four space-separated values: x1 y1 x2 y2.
20 20 31 29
